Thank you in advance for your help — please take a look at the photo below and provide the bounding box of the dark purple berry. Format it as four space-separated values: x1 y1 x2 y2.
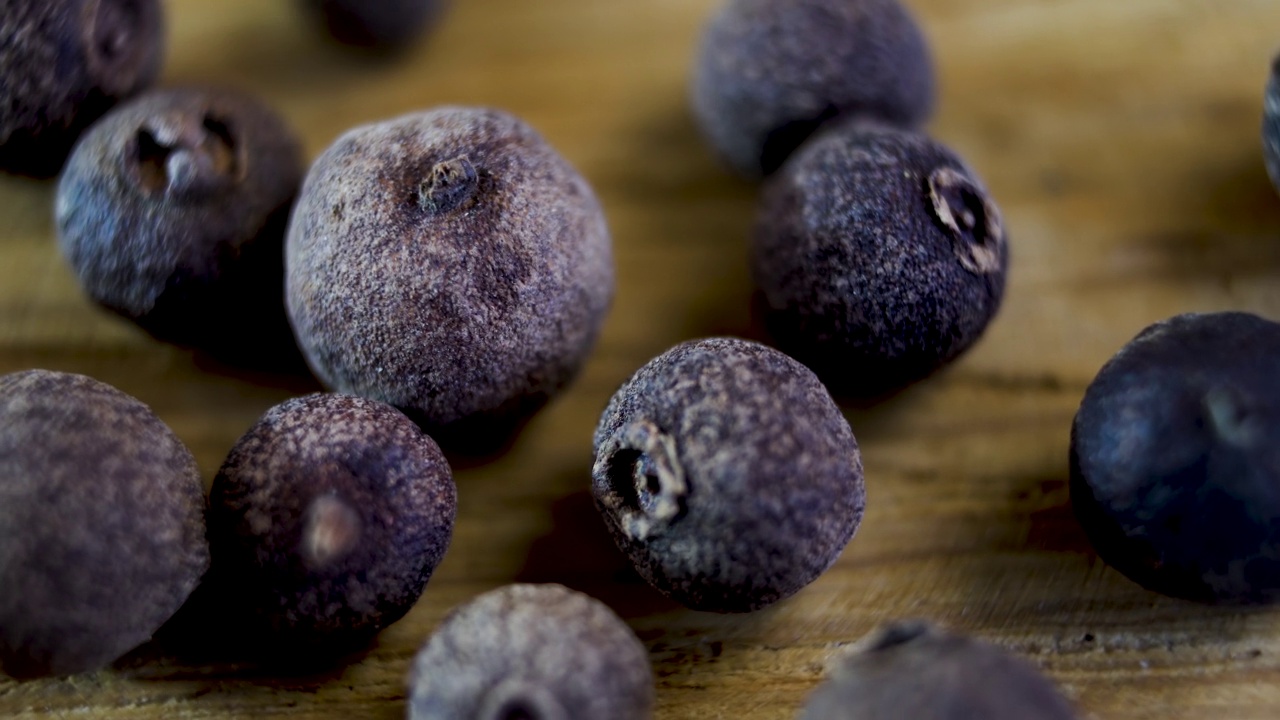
408 584 654 720
801 621 1078 719
208 393 456 648
0 0 164 177
591 337 864 613
1263 55 1280 193
55 87 304 365
753 122 1007 398
300 0 446 50
1071 312 1280 604
0 370 207 679
285 107 614 447
691 0 934 177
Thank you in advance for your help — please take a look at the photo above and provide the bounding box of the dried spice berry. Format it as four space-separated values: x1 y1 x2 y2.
1264 55 1280 194
691 0 934 177
591 337 864 613
408 584 654 720
801 621 1078 719
0 369 207 679
0 0 164 177
753 122 1007 398
300 0 446 50
56 86 304 366
1071 312 1280 604
208 393 456 648
286 107 614 447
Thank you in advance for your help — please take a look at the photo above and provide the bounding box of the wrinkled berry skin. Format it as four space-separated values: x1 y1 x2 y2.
300 0 446 49
408 584 654 720
1263 55 1280 194
0 0 164 177
691 0 934 177
286 107 613 445
55 87 304 364
1071 312 1280 604
801 621 1078 719
753 122 1007 398
208 394 456 649
0 370 208 679
592 338 864 613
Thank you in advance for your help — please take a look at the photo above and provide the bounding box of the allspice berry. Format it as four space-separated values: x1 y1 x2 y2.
801 621 1078 719
300 0 446 50
753 122 1007 398
56 87 304 364
691 0 934 177
592 337 865 613
0 370 208 679
1071 312 1280 604
1263 54 1280 194
286 107 614 445
208 393 456 648
408 584 654 720
0 0 164 177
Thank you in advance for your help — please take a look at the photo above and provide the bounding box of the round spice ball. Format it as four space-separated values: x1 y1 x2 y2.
1071 312 1280 604
208 393 457 648
753 122 1007 398
1263 54 1280 194
300 0 446 49
0 369 208 679
0 0 164 177
408 584 654 720
591 337 865 613
286 107 614 444
56 86 304 363
690 0 934 177
801 621 1078 719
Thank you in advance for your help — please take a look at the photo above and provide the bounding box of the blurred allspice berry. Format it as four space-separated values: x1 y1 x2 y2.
1071 312 1280 604
408 584 654 720
592 337 865 613
1263 54 1280 193
691 0 934 177
299 0 447 50
801 621 1078 719
55 86 305 368
0 0 164 177
0 370 208 679
753 121 1007 398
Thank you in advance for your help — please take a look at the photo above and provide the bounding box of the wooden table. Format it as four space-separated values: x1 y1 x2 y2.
3 0 1280 717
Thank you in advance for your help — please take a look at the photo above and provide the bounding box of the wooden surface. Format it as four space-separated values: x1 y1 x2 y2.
3 0 1280 717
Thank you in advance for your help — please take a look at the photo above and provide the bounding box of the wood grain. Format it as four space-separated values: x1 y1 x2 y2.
4 0 1280 717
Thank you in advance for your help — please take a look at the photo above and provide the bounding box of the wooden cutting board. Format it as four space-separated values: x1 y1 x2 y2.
3 0 1280 717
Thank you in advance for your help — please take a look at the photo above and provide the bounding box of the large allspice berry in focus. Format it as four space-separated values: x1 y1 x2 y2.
0 370 208 679
208 393 456 649
1071 312 1280 604
753 122 1007 398
300 0 447 49
286 107 614 445
591 337 865 613
56 87 304 364
1263 54 1280 194
691 0 934 177
0 0 164 177
408 584 654 720
801 621 1078 719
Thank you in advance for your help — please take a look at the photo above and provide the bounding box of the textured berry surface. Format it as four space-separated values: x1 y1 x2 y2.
0 370 207 679
754 122 1007 397
1071 312 1280 604
408 584 653 720
592 337 864 613
0 0 164 176
56 86 303 363
208 393 456 647
691 0 934 177
801 621 1078 719
286 107 614 441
